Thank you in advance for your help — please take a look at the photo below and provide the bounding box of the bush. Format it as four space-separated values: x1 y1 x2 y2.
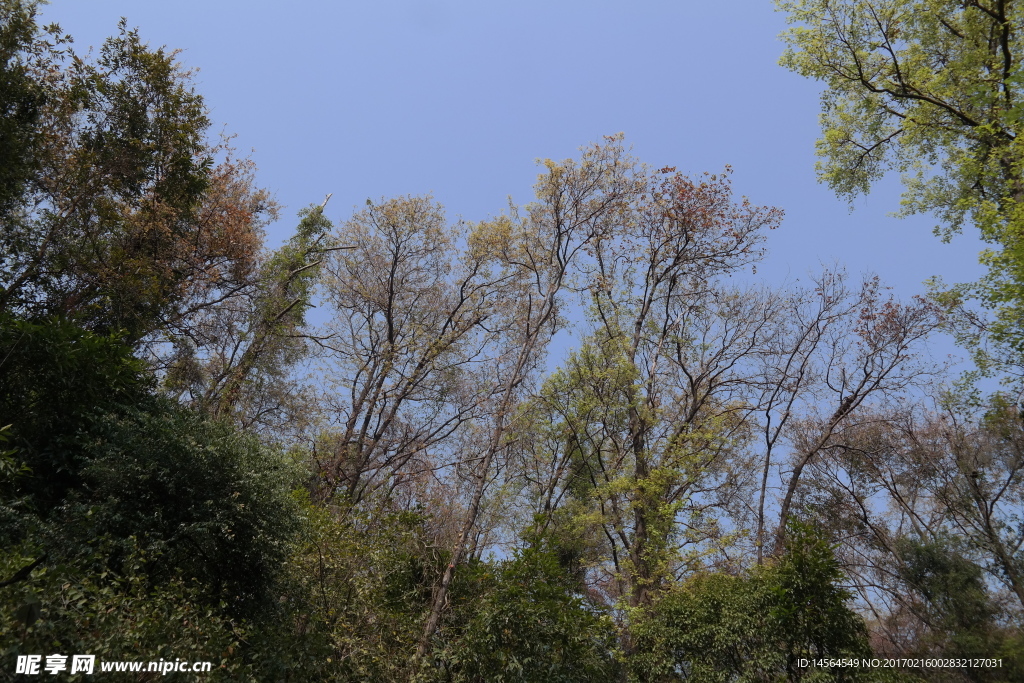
439 542 620 683
630 522 884 682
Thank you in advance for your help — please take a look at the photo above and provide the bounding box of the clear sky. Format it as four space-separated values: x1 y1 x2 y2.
42 0 985 306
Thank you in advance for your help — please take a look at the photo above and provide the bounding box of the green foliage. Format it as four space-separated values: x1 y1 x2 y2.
630 522 878 682
0 315 304 621
0 424 28 499
776 0 1024 352
630 571 779 682
439 542 620 682
262 504 443 681
200 201 334 425
250 506 619 682
898 539 994 653
64 400 304 619
528 326 749 609
895 538 1024 679
772 522 875 677
0 315 305 677
0 0 46 216
0 540 249 681
0 315 149 514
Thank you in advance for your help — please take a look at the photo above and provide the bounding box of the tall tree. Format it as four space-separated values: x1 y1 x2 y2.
808 395 1024 612
415 137 646 660
507 166 790 666
161 196 335 437
0 1 274 343
774 276 941 544
313 193 519 508
777 0 1024 349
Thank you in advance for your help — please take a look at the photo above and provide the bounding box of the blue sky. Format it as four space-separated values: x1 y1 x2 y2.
45 0 985 303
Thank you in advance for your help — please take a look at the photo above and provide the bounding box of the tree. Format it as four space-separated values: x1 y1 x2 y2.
0 1 274 342
262 504 445 681
807 395 1024 609
0 315 149 513
0 0 46 215
415 136 652 662
749 269 938 561
774 277 941 545
0 316 303 613
301 139 640 667
782 392 1024 673
777 0 1024 348
507 164 789 659
161 197 335 438
630 522 876 682
440 542 620 683
0 547 251 680
0 318 306 683
897 539 1001 658
313 194 516 509
776 3 1024 662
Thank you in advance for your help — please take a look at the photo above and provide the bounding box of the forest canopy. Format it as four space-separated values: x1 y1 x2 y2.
2 1 1024 681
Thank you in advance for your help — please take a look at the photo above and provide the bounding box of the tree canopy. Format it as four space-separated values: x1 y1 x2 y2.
778 0 1024 352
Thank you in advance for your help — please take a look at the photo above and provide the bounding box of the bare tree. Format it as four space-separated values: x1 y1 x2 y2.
809 397 1024 615
314 194 515 507
774 279 942 547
